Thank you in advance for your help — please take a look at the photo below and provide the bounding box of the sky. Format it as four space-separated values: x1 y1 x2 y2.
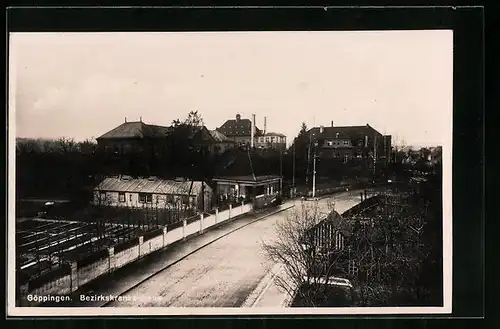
9 31 453 148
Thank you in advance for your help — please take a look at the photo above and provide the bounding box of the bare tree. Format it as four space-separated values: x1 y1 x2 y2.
263 193 430 307
262 200 352 307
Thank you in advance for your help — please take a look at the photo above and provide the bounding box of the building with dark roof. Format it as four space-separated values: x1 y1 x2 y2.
217 114 287 150
96 118 216 157
216 113 263 147
307 123 392 162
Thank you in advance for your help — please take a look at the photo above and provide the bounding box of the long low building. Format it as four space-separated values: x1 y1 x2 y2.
93 176 213 212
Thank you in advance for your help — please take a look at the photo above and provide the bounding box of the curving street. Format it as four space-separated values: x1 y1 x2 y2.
105 189 370 307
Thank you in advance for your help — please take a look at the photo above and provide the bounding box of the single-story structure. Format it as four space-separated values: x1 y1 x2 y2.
212 175 282 201
93 176 213 212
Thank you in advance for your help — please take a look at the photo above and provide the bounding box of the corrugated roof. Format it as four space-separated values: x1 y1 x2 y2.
155 180 203 195
95 177 205 195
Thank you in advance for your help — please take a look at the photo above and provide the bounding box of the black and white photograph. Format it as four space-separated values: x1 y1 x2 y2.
8 29 453 316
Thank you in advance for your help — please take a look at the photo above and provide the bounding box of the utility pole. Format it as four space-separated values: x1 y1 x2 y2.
312 153 317 198
373 135 377 182
279 149 283 195
292 139 296 187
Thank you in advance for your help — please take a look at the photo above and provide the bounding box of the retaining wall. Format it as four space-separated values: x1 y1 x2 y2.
18 202 253 306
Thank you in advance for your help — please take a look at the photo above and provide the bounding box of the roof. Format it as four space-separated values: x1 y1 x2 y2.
308 210 353 238
213 175 281 183
263 132 286 138
95 177 208 195
308 125 382 140
214 148 279 178
217 116 262 137
209 130 235 143
97 121 172 140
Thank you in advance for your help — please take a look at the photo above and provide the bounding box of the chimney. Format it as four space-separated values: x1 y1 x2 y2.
331 121 333 127
125 117 127 123
236 114 241 122
140 116 142 122
251 114 256 148
319 125 324 134
264 117 267 135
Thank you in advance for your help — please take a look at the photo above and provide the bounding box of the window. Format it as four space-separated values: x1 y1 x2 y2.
139 193 153 203
129 194 132 201
326 140 334 146
166 194 174 203
182 195 190 205
99 192 106 202
343 140 349 146
119 192 125 203
344 153 349 163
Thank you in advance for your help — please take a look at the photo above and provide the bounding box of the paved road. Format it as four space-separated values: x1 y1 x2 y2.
106 189 369 307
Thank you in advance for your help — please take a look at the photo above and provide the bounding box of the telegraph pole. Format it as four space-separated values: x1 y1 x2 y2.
312 153 317 198
292 140 296 187
279 149 283 195
373 135 377 182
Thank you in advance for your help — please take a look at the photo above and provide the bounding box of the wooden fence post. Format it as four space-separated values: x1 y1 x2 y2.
163 225 168 247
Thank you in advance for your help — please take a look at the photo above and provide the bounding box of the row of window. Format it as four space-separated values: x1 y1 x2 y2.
100 192 195 205
257 136 286 143
325 140 350 146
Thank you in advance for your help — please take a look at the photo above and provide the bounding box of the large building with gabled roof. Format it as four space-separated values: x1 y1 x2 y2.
96 118 216 157
216 113 263 147
306 123 392 162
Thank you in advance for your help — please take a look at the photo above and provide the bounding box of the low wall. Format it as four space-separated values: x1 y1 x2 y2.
18 202 253 306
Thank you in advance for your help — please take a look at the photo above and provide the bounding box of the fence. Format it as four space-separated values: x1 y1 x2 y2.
18 202 253 306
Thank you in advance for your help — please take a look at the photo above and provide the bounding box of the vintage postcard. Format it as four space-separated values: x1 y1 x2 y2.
8 30 453 316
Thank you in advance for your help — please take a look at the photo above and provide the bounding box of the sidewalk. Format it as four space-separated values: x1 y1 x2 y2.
42 203 295 307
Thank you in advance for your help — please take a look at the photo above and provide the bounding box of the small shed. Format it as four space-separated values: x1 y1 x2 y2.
212 175 282 202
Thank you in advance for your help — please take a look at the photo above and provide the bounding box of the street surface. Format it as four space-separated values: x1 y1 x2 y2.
105 189 373 307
